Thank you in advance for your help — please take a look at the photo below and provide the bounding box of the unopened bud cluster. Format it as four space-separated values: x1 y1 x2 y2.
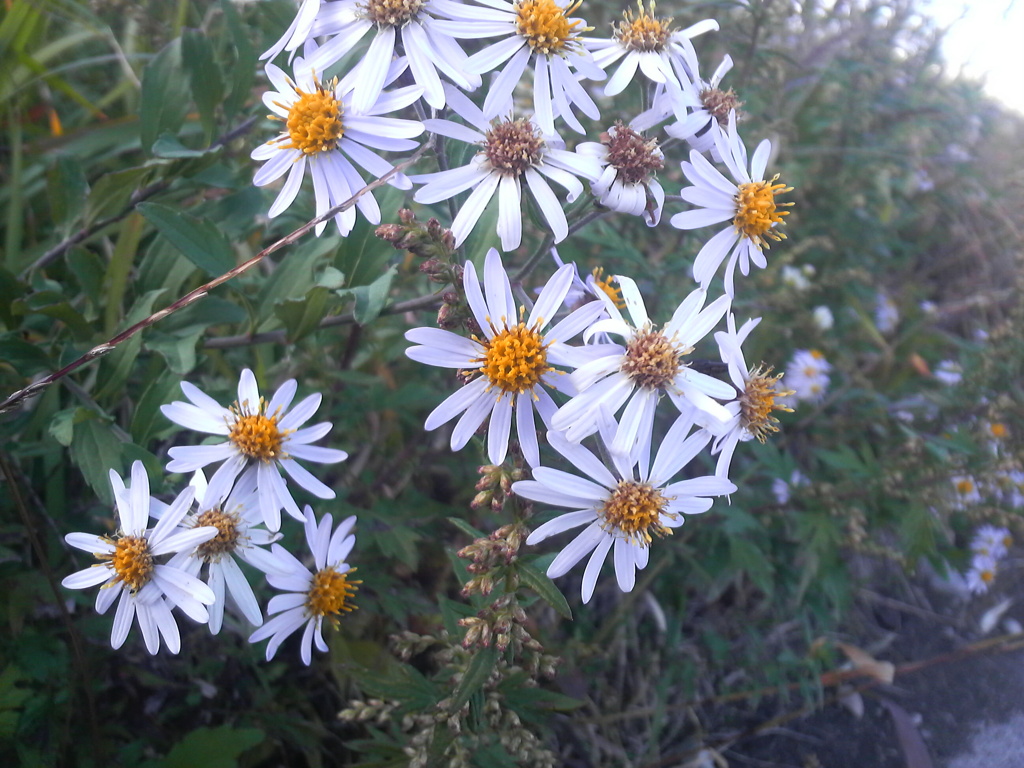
376 208 455 262
459 522 528 596
469 464 527 513
459 593 537 653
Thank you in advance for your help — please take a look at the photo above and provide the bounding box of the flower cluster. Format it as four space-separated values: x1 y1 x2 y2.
964 524 1013 595
62 371 358 663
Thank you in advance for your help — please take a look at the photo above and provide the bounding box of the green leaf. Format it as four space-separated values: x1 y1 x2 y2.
83 167 151 228
131 372 182 445
138 202 235 277
448 646 499 713
0 334 51 377
46 155 87 233
151 134 219 159
516 560 572 620
337 265 397 325
274 285 333 342
159 726 264 768
148 327 205 375
139 39 190 153
220 0 256 120
68 413 124 505
181 29 224 144
446 517 487 541
728 537 774 595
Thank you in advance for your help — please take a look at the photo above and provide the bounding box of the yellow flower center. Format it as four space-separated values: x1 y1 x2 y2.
306 566 359 619
228 399 289 462
956 479 975 495
592 267 625 308
476 322 552 394
358 0 426 25
600 480 672 546
980 568 995 584
515 0 584 55
104 535 154 593
613 1 672 52
733 175 792 248
989 422 1008 439
740 365 794 442
195 508 242 561
621 327 684 391
279 80 344 155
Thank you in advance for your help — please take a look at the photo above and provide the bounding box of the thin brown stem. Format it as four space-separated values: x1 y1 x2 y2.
0 141 432 415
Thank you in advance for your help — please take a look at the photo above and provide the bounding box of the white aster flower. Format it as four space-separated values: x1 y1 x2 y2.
971 524 1011 560
875 292 899 334
671 114 793 296
584 2 717 97
249 508 359 665
934 359 962 386
951 475 981 510
771 469 808 505
252 55 423 236
413 95 600 251
405 248 606 467
432 0 605 135
576 123 665 225
780 265 810 291
161 368 348 532
551 274 734 459
812 305 834 331
262 0 322 61
965 553 998 595
704 314 793 478
301 0 480 111
515 420 735 603
61 462 217 655
165 469 290 635
781 349 831 404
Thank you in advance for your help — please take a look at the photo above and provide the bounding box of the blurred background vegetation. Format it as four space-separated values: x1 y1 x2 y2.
0 0 1022 766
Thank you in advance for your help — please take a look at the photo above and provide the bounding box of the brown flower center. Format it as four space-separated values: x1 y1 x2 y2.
600 480 672 546
357 0 426 25
699 87 743 126
603 123 663 185
195 508 243 561
483 119 546 177
621 327 684 391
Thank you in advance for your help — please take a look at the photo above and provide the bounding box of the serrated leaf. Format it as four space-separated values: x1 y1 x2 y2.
138 202 234 277
516 560 572 620
139 39 190 153
181 29 223 143
448 646 498 713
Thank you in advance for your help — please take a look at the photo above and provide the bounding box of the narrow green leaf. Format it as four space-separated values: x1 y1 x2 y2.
446 517 487 541
148 327 204 375
68 414 124 505
46 155 87 234
181 29 224 143
160 726 264 768
0 333 51 378
337 264 397 325
220 0 256 120
448 646 498 713
516 560 572 620
274 285 334 342
83 166 151 228
151 134 218 159
139 39 190 153
138 202 234 277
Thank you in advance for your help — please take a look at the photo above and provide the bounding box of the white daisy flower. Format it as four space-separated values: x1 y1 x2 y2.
252 55 423 236
165 469 290 635
261 0 322 62
412 95 600 251
300 0 480 111
781 349 831 404
965 553 998 595
772 469 808 505
576 122 665 225
161 368 348 532
514 420 735 604
934 359 962 386
431 0 605 135
249 508 359 665
704 314 793 478
971 524 1011 560
875 292 899 334
670 114 793 296
61 462 218 655
405 248 607 467
550 274 734 459
951 475 981 510
584 2 717 97
812 305 834 331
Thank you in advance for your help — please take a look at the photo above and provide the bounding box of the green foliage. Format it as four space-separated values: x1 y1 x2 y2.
0 0 1022 766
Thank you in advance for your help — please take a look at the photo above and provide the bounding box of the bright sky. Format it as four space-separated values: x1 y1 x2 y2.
923 0 1024 114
